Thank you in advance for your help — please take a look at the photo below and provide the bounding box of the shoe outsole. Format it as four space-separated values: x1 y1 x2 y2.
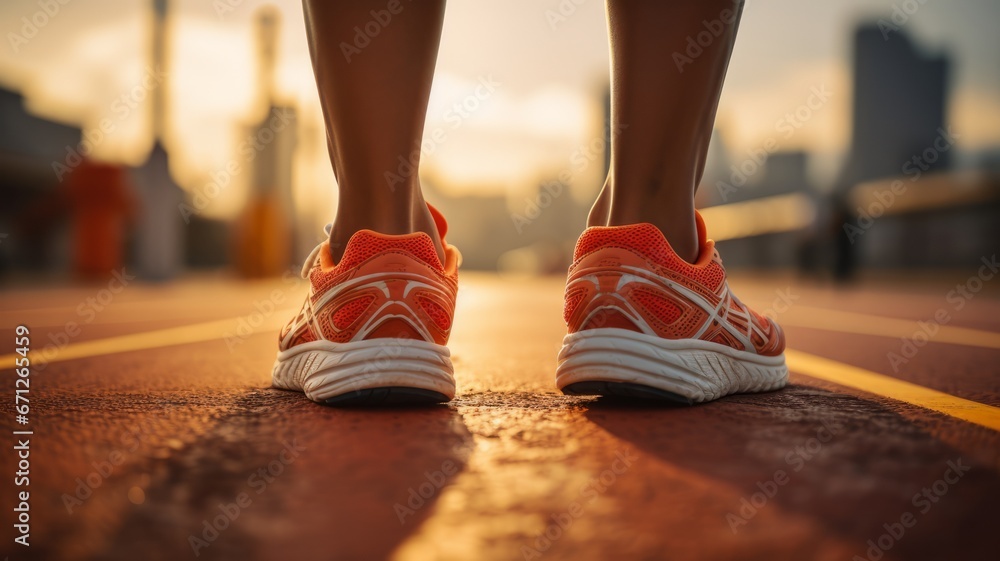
322 387 450 406
561 381 693 404
556 329 788 404
272 339 456 405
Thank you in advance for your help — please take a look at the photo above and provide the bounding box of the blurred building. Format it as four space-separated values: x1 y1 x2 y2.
694 122 822 271
133 0 185 281
0 87 81 274
423 180 514 271
834 23 1000 273
713 151 818 269
0 0 232 280
838 24 951 188
232 6 298 278
0 88 81 165
498 178 589 274
0 81 230 278
132 142 184 280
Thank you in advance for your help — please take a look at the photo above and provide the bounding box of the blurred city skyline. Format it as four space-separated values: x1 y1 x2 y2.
1 0 999 224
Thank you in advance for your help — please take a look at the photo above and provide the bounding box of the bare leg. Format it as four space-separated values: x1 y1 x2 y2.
302 0 446 262
593 0 744 262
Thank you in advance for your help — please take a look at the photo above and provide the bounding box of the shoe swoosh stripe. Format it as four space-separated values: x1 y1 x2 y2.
617 265 757 352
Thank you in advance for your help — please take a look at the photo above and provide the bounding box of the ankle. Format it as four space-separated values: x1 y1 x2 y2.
587 182 612 227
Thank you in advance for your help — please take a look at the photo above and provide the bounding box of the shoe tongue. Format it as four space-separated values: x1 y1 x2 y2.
338 230 444 271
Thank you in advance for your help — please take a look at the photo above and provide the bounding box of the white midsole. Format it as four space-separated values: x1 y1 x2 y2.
555 328 787 403
271 339 455 402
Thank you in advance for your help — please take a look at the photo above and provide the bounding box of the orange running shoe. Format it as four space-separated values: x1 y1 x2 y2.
272 206 459 405
557 212 787 403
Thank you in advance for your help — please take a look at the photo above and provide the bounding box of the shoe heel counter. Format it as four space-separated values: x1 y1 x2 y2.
564 260 645 334
345 254 456 346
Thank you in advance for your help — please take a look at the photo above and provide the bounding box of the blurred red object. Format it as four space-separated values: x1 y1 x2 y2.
64 159 136 280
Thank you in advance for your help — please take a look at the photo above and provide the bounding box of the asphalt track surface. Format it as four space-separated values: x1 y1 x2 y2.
1 271 999 561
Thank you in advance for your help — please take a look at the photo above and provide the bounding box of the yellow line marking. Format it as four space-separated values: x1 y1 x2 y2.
1 315 287 369
780 305 1000 350
787 349 1000 432
0 306 300 329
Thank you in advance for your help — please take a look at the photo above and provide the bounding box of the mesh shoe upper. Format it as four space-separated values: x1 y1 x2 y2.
563 213 785 357
279 206 459 350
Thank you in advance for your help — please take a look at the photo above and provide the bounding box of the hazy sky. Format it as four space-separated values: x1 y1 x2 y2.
2 0 998 216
